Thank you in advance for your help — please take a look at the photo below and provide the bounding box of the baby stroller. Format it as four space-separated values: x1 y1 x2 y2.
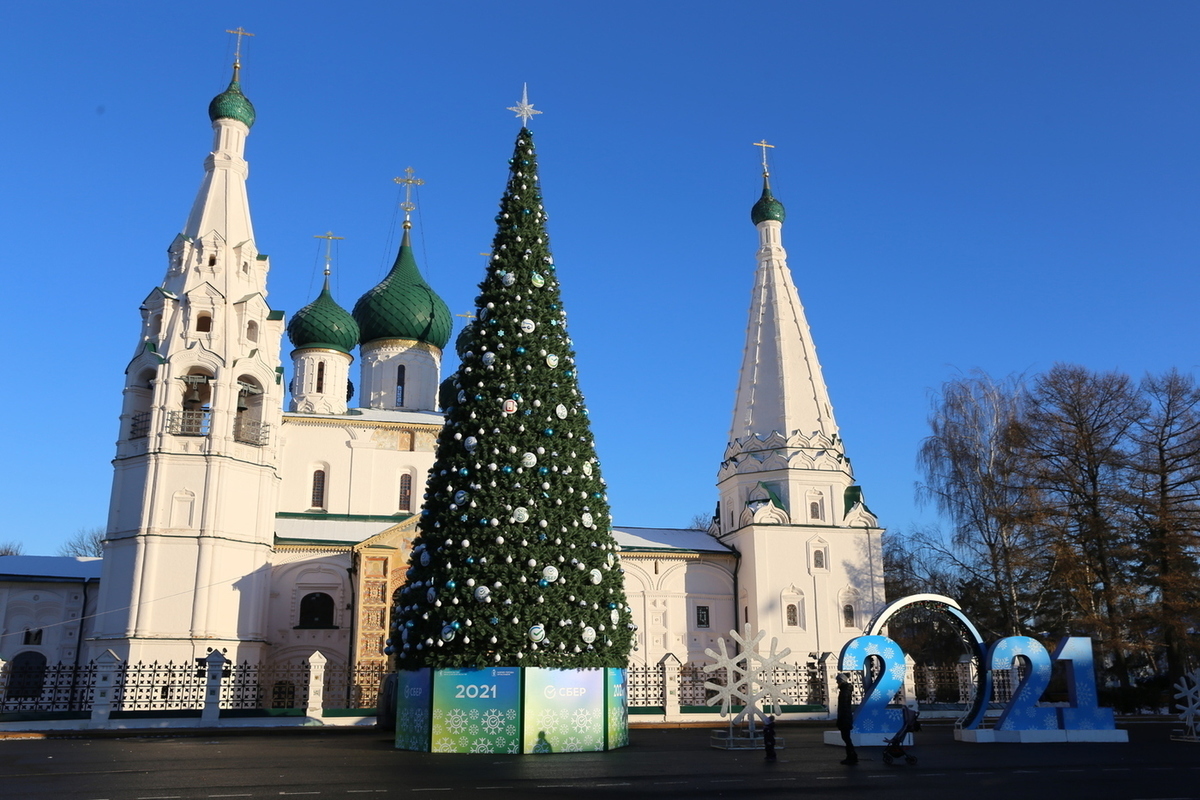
881 706 920 765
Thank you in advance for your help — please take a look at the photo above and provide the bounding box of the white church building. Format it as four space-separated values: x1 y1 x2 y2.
0 59 884 691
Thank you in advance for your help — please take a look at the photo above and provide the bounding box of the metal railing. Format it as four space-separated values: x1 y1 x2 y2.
167 409 211 437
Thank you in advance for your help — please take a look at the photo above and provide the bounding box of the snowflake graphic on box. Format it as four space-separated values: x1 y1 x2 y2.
445 708 469 734
562 736 583 753
470 737 494 754
481 709 506 735
572 707 599 734
703 625 794 726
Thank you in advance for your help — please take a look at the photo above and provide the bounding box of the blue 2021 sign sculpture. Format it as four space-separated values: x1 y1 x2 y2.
839 594 1128 743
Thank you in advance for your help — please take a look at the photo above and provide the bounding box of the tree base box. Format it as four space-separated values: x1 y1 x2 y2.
395 666 628 753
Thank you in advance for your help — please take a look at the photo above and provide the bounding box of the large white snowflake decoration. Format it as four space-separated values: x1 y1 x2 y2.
703 625 794 725
1174 669 1200 742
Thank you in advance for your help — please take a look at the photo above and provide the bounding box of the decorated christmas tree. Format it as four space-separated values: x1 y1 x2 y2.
392 117 634 671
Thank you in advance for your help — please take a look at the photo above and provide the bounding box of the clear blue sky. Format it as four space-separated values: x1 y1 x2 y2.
2 2 1197 554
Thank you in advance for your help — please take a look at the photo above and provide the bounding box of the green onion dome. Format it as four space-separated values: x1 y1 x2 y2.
352 229 452 350
287 281 360 354
208 72 256 129
750 175 786 225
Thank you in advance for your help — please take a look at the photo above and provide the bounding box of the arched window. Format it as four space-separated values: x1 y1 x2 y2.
395 365 406 407
399 473 413 512
207 254 217 267
234 376 266 446
810 501 821 519
297 592 336 628
843 603 856 628
22 629 42 645
781 587 805 629
149 314 162 336
316 361 326 394
196 314 213 333
786 604 798 627
813 550 825 570
311 470 326 509
5 652 47 700
246 320 259 343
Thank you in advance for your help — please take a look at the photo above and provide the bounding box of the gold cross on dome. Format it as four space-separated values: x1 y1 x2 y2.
393 167 425 218
753 139 775 176
313 231 344 277
225 27 255 63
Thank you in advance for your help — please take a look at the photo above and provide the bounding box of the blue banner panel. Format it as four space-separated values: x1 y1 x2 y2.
431 667 522 754
395 669 432 751
606 668 629 749
523 668 606 753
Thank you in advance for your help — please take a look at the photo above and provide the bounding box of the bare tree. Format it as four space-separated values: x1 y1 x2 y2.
917 370 1049 639
58 526 106 558
687 512 714 531
0 540 25 556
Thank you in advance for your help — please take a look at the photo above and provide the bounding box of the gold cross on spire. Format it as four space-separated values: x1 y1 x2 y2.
753 139 775 177
226 27 255 76
393 167 425 228
313 231 344 277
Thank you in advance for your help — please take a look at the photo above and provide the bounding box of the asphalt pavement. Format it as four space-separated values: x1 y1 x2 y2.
0 722 1195 800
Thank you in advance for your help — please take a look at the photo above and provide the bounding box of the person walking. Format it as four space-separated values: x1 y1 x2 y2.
762 715 777 762
836 673 858 765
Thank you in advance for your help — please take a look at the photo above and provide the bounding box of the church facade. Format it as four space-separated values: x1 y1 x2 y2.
1 60 884 688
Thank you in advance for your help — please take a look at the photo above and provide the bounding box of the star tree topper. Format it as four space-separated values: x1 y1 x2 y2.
507 83 542 126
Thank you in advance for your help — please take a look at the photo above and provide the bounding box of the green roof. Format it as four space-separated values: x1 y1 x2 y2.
287 280 360 353
751 175 786 225
352 229 452 349
208 70 256 129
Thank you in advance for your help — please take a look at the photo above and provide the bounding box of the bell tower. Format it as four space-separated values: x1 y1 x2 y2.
714 143 885 654
93 44 284 664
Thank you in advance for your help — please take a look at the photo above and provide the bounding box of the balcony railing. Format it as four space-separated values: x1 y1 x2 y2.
167 409 211 436
129 411 151 439
234 417 270 447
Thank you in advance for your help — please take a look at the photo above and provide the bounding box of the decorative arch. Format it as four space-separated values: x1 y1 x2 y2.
863 593 988 728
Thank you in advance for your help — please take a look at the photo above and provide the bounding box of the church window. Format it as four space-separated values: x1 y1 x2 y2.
696 605 710 629
813 550 825 570
149 314 162 336
5 651 47 700
781 587 805 629
395 365 406 407
316 361 325 394
208 254 216 267
311 470 326 509
23 629 42 646
297 592 337 629
246 321 258 343
399 473 413 512
810 501 821 519
786 604 798 627
242 261 250 274
196 314 213 333
843 603 856 628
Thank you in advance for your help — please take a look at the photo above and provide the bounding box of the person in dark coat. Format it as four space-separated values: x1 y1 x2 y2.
836 673 858 765
762 715 777 762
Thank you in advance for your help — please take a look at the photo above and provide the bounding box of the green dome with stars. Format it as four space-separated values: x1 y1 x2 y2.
750 176 786 225
287 281 360 354
353 229 452 349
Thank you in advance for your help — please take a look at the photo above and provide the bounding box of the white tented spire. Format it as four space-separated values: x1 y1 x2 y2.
183 96 255 249
729 177 838 445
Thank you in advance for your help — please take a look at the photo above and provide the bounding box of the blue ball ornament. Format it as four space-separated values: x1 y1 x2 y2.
516 346 526 354
447 580 457 589
502 465 513 474
459 468 470 476
544 428 554 436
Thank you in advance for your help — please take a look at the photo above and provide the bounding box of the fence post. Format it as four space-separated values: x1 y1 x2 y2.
201 650 228 723
901 653 918 707
306 651 327 718
90 650 122 726
658 653 681 719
